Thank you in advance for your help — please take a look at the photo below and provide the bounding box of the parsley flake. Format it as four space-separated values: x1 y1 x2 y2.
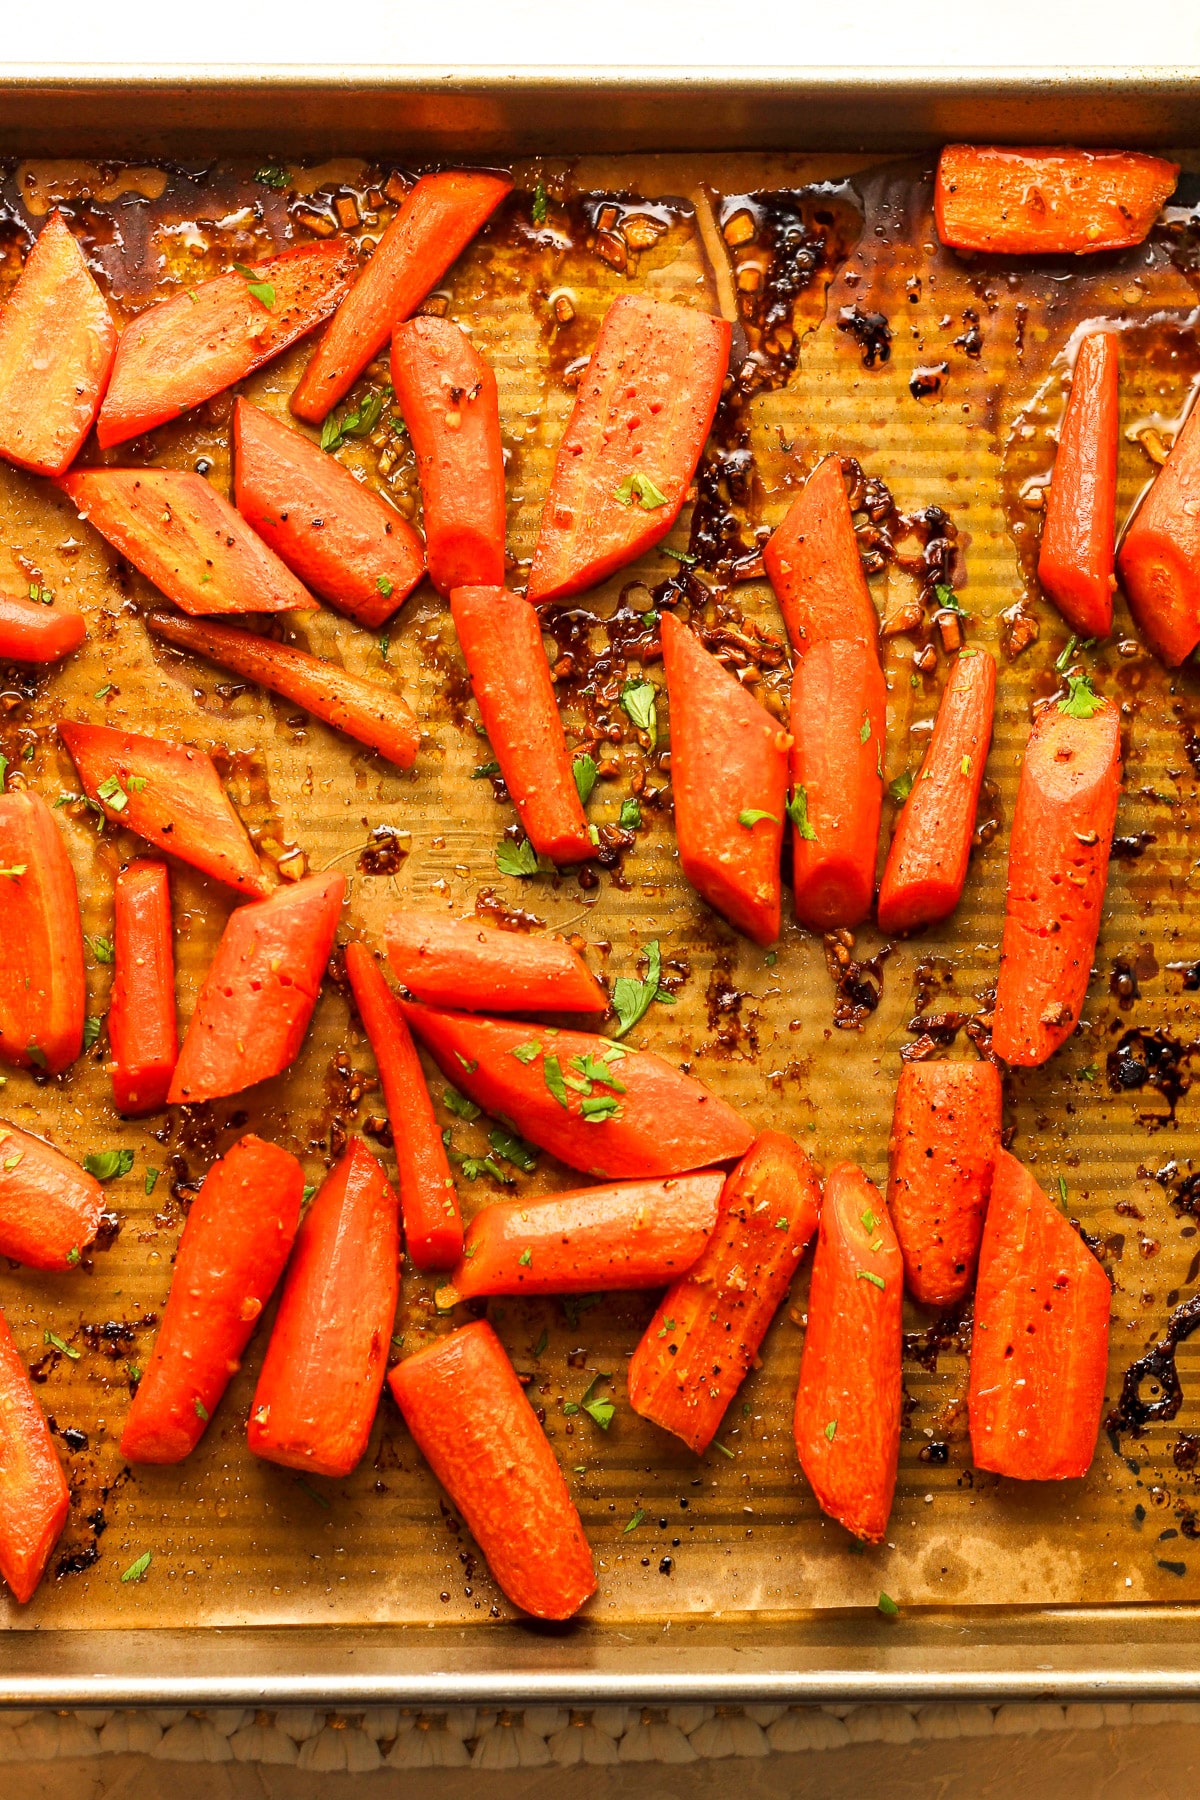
624 1508 645 1534
825 1419 837 1441
472 761 501 780
96 773 128 813
619 679 658 748
543 1055 569 1109
612 939 672 1038
573 753 598 807
662 546 697 565
0 864 27 880
739 808 778 828
87 935 114 964
44 1329 80 1360
1058 673 1105 719
619 797 642 829
495 838 553 878
233 263 275 309
614 472 667 511
443 1086 481 1122
145 1167 160 1195
377 575 394 599
519 1248 533 1267
121 1551 152 1584
489 1125 538 1172
580 1092 621 1122
786 786 817 841
532 181 549 225
83 1016 102 1049
856 1270 886 1291
194 1397 209 1422
580 1372 615 1430
860 712 872 744
83 1148 134 1181
511 1040 542 1064
889 770 914 803
878 1592 900 1616
255 164 291 189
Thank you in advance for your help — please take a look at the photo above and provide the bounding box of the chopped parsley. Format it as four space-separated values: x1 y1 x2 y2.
612 939 673 1038
145 1167 160 1195
786 786 817 841
543 1055 569 1109
713 1441 735 1459
1079 1064 1098 1082
624 1508 645 1534
580 1092 621 1122
255 164 291 189
377 575 393 599
87 935 114 964
511 1040 542 1064
619 679 658 748
825 1420 837 1442
27 1044 48 1070
44 1330 79 1360
619 797 642 829
573 754 598 807
533 1329 548 1358
233 263 275 309
378 633 389 660
1055 634 1096 674
860 713 872 744
739 808 777 829
933 584 967 617
614 472 667 511
0 864 27 880
83 1016 102 1049
878 1592 900 1616
320 390 385 453
472 761 501 780
532 181 549 225
662 546 697 565
194 1397 209 1422
495 838 553 878
83 1148 134 1181
96 774 128 813
579 1372 615 1430
121 1551 152 1584
518 1248 533 1267
1058 673 1105 719
1058 1174 1069 1207
856 1270 886 1291
489 1125 537 1172
442 1086 481 1122
960 754 972 775
570 1052 626 1092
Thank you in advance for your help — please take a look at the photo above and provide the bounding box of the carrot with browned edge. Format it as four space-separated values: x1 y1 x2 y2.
629 1132 821 1455
384 911 607 1013
935 146 1179 255
449 586 591 862
992 690 1121 1067
876 648 996 934
763 455 878 657
0 1123 103 1272
389 1321 596 1621
344 942 463 1272
886 1060 1002 1307
1038 332 1119 640
788 635 886 931
0 589 86 663
969 1147 1110 1480
249 1138 400 1479
391 317 507 594
108 860 177 1116
0 789 85 1075
120 1135 304 1464
1117 391 1200 665
0 1308 70 1603
291 170 513 423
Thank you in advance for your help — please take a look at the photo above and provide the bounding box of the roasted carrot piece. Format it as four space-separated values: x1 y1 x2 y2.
389 1321 596 1621
1117 392 1200 665
0 1123 104 1272
0 789 85 1075
232 399 425 630
762 455 878 657
391 317 507 594
793 1161 902 1543
0 1308 70 1604
788 635 886 931
886 1061 1002 1307
145 611 420 769
660 611 789 945
109 860 177 1116
291 170 513 423
876 648 996 935
249 1138 400 1479
384 911 607 1013
97 240 356 449
935 145 1179 255
527 295 730 602
992 692 1121 1067
0 588 86 663
969 1148 1111 1480
449 586 591 861
628 1132 821 1454
0 211 117 478
120 1135 304 1464
400 1001 754 1180
58 721 270 899
344 942 462 1272
1038 332 1119 640
168 871 344 1105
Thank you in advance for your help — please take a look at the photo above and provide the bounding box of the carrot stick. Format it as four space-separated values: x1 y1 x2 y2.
0 789 85 1074
249 1138 401 1479
0 1307 70 1604
876 648 996 934
1038 332 1119 640
232 398 425 630
793 1160 902 1543
0 211 117 478
109 860 177 1116
384 911 607 1013
144 611 420 769
762 455 879 657
120 1135 304 1464
660 611 789 946
788 635 886 931
935 145 1179 255
0 1122 104 1271
344 942 462 1271
969 1147 1111 1480
389 1320 596 1621
1117 391 1200 665
391 317 507 594
527 295 730 602
168 871 344 1105
60 469 317 617
992 690 1121 1067
629 1131 821 1454
58 721 270 899
0 588 86 663
886 1060 1002 1307
290 170 513 424
449 586 591 862
400 1001 755 1181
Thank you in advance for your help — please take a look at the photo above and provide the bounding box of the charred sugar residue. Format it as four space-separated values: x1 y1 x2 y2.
356 825 409 875
316 1049 378 1163
1107 1027 1198 1122
837 304 892 367
1114 831 1157 862
703 954 757 1056
824 933 890 1031
904 1298 974 1372
1108 1293 1200 1442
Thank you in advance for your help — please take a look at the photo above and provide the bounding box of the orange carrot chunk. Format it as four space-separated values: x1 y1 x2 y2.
935 145 1179 255
0 1307 70 1603
969 1148 1111 1480
763 455 878 657
876 648 996 934
109 860 177 1116
1117 391 1200 666
886 1060 1002 1307
1038 332 1119 640
788 635 886 931
389 1320 596 1621
0 1123 103 1272
384 911 607 1013
793 1160 902 1543
0 587 86 663
0 790 85 1074
629 1131 821 1454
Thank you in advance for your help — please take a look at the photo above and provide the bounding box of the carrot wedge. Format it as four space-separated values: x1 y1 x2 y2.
527 295 730 602
60 470 316 616
886 1061 1002 1307
0 211 117 477
788 636 885 931
0 789 85 1075
449 586 590 861
969 1148 1110 1480
109 860 177 1116
876 648 996 934
232 399 425 630
0 1308 70 1603
291 170 513 423
793 1161 902 1543
168 872 344 1105
1117 393 1200 665
384 911 607 1013
0 588 86 664
660 612 788 945
391 317 507 594
249 1138 400 1479
400 1002 754 1180
120 1135 304 1464
1038 332 1119 640
0 1123 104 1271
389 1321 596 1621
935 145 1179 255
145 611 419 768
763 455 878 657
992 691 1121 1067
344 942 462 1272
629 1132 821 1455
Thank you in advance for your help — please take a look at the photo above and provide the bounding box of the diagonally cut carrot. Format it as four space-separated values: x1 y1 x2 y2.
1039 331 1119 640
935 146 1178 255
763 455 878 657
384 911 607 1013
0 588 86 664
0 789 85 1075
1117 392 1200 666
0 1307 70 1603
886 1060 1001 1306
109 860 177 1117
789 635 885 931
0 1123 104 1272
